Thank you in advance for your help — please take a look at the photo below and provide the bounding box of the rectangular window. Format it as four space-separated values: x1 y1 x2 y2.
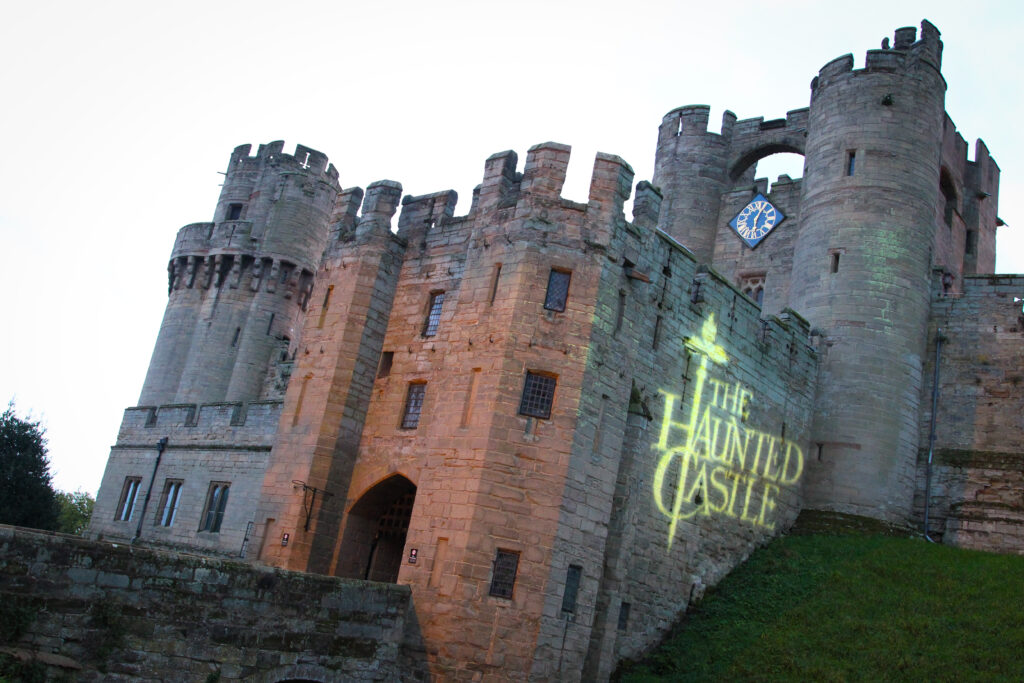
115 477 141 521
227 203 243 220
561 564 583 613
519 372 557 419
423 291 445 337
544 269 571 312
156 479 183 527
200 482 230 532
846 151 856 176
489 549 520 599
401 383 427 429
830 252 841 274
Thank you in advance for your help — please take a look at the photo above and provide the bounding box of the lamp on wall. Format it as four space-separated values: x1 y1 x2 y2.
292 480 334 531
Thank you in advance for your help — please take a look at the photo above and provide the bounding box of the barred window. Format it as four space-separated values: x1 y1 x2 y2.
544 269 571 312
200 482 230 533
423 291 445 337
489 549 520 599
401 383 427 429
115 477 141 522
156 479 183 527
519 372 557 419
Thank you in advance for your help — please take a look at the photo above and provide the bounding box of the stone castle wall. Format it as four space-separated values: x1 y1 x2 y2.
90 401 281 557
0 525 420 681
915 274 1024 554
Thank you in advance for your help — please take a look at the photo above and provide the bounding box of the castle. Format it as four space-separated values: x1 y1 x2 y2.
89 20 1021 681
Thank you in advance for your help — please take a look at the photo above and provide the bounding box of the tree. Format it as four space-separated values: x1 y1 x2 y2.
0 402 59 531
56 489 95 535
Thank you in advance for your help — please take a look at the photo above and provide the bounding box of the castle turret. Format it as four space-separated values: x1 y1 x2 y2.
653 105 736 261
790 21 946 521
139 143 340 406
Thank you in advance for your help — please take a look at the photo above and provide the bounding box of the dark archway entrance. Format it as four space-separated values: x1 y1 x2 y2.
336 474 416 583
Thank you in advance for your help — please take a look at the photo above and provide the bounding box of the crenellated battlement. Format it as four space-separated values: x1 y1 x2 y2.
118 401 283 446
812 20 943 92
227 140 339 184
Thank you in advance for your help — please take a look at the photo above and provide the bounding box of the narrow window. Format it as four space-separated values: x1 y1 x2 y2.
423 291 445 337
461 368 481 427
614 290 627 333
519 372 557 420
653 315 663 350
318 285 333 328
617 602 631 631
200 482 230 532
489 549 520 599
401 383 427 429
489 264 503 305
266 313 275 335
830 252 841 274
561 564 583 614
377 351 394 379
846 151 856 176
941 172 957 228
115 477 141 521
156 479 183 527
227 203 243 220
430 538 449 588
965 229 978 255
231 327 241 347
544 269 571 312
292 373 310 427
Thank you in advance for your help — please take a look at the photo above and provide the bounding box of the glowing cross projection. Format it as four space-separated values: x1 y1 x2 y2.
653 314 804 550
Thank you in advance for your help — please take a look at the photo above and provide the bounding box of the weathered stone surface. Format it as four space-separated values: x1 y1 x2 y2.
0 526 419 681
85 18 1016 683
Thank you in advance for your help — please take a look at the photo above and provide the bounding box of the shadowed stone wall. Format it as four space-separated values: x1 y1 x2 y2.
0 526 422 681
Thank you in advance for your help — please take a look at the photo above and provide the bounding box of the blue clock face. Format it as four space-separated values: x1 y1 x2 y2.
728 194 785 249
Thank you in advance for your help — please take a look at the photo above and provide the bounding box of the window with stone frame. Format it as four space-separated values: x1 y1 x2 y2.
199 482 230 533
519 371 557 419
544 269 571 312
401 382 427 429
489 549 520 599
423 291 445 337
739 273 766 306
114 477 141 522
156 479 183 527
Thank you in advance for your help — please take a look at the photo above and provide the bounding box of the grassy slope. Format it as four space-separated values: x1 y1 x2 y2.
616 533 1024 681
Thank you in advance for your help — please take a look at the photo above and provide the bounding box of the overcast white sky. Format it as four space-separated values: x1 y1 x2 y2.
2 1 1022 496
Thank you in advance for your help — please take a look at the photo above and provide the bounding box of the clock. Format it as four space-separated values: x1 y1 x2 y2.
728 193 785 249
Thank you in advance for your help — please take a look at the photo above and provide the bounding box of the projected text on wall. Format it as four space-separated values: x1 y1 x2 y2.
653 314 804 549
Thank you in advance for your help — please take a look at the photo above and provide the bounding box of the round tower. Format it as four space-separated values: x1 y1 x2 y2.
652 105 736 262
790 21 945 521
139 142 340 406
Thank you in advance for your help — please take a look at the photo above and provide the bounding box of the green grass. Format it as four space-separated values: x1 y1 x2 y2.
616 533 1024 681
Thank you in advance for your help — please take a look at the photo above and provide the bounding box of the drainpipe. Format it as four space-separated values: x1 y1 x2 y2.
134 437 169 541
923 328 944 543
